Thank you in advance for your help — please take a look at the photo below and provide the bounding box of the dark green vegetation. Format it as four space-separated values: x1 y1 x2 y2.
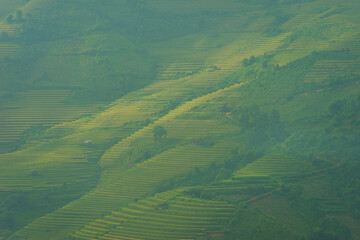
0 0 359 239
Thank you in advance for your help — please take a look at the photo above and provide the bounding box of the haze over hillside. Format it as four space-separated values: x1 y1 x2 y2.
0 0 359 239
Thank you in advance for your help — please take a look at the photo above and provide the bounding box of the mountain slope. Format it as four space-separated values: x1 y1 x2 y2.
0 0 359 239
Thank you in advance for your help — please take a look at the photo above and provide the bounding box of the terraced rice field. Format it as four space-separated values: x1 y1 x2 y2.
0 161 98 191
92 32 289 171
163 120 234 139
273 0 358 66
0 90 102 144
0 23 20 56
98 82 245 172
0 22 20 35
147 33 237 80
0 42 20 56
281 8 325 32
235 153 308 178
337 35 360 54
6 75 243 238
20 0 53 15
279 0 356 31
0 119 141 192
11 142 235 240
7 1 358 237
274 33 360 66
3 58 247 238
305 59 360 82
197 154 310 201
148 0 245 12
148 32 288 81
301 176 346 214
156 62 204 81
5 20 297 239
72 191 235 240
274 34 348 66
0 64 243 192
197 176 279 204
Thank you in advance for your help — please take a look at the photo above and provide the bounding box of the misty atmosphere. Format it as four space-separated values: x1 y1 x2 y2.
0 0 359 239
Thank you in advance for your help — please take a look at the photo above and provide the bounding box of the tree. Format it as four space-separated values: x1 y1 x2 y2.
1 211 15 229
329 99 346 115
16 10 23 21
243 58 250 67
269 109 280 123
153 125 167 140
6 15 13 23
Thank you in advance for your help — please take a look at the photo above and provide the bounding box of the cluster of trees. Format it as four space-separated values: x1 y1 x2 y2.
8 124 50 152
307 218 352 240
232 106 287 147
285 93 360 162
0 50 37 94
7 10 24 24
329 93 360 123
327 162 360 220
0 211 15 230
242 55 257 67
326 73 360 90
152 125 167 140
265 11 293 36
223 208 296 240
0 193 33 231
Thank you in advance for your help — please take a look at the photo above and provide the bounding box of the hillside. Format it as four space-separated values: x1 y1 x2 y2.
0 0 359 239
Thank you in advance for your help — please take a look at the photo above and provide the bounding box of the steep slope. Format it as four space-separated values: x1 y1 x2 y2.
7 43 277 238
0 0 359 239
68 1 360 239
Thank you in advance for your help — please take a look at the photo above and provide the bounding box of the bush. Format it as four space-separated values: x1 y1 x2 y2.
153 125 167 140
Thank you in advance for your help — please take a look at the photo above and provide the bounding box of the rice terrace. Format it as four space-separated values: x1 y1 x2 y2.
0 0 359 239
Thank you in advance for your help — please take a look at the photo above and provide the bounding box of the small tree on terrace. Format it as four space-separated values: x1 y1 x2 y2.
16 10 23 21
7 15 13 23
153 125 167 140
